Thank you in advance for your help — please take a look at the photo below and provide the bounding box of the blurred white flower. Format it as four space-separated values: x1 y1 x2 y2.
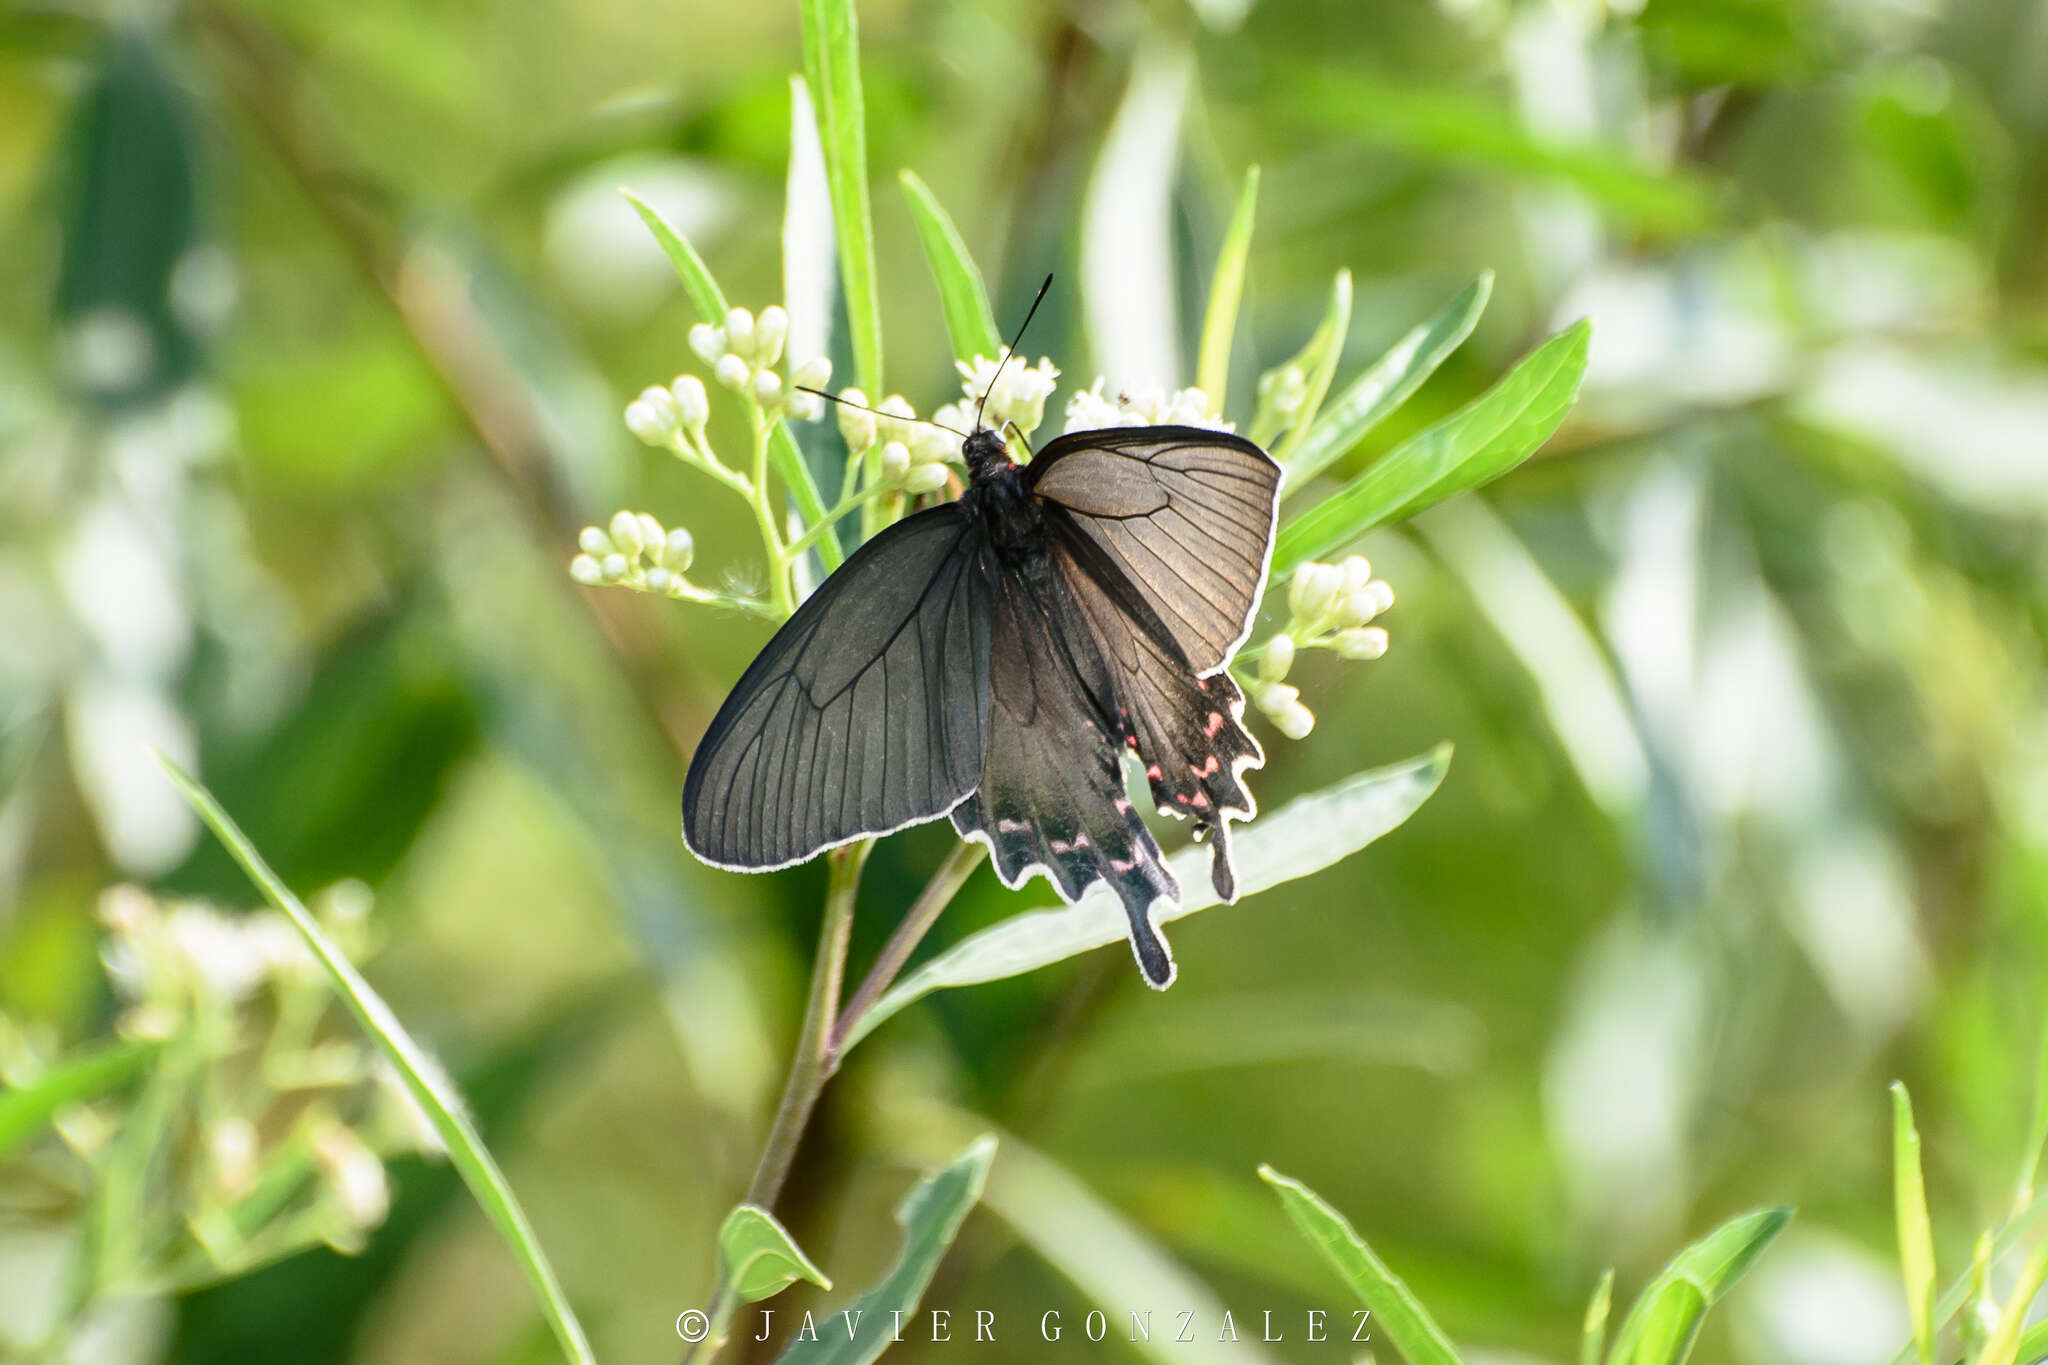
1061 378 1229 433
957 349 1061 437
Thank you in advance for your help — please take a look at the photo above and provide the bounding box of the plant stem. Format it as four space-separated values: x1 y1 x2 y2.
826 841 985 1074
746 415 796 617
783 481 893 561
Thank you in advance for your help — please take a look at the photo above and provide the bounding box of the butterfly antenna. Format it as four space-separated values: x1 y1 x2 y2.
976 273 1054 432
796 387 969 440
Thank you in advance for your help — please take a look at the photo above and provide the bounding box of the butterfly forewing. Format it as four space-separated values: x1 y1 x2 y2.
1025 427 1281 672
682 504 994 870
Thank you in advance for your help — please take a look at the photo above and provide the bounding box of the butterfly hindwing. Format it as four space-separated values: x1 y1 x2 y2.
1025 426 1282 671
950 566 1183 988
682 503 994 870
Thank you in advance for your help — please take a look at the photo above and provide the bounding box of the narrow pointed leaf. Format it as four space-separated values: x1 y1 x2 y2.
844 746 1449 1050
0 1039 157 1159
777 1136 996 1364
1605 1207 1791 1365
1892 1083 1937 1365
1284 271 1493 489
799 0 882 397
1196 165 1259 409
900 170 1001 364
1977 1240 2048 1365
1583 1269 1615 1365
1275 318 1589 576
721 1204 832 1302
1259 1165 1466 1365
1269 269 1351 463
158 756 596 1365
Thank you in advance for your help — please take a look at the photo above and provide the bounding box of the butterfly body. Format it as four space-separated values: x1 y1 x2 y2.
683 422 1281 988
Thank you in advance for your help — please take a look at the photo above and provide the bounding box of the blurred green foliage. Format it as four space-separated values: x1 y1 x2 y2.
6 0 2048 1362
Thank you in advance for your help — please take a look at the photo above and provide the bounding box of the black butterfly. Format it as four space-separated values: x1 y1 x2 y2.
681 316 1280 987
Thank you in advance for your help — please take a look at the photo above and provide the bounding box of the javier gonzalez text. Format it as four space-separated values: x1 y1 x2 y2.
677 1307 1372 1347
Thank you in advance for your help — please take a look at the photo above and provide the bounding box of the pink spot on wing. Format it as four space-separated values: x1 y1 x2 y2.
1204 711 1225 737
1190 791 1210 809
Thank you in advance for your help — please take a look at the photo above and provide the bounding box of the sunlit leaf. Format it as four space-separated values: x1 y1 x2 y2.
1270 269 1352 465
1196 164 1259 411
900 170 1001 364
844 746 1449 1050
1605 1207 1791 1365
1274 319 1589 575
1977 1240 2048 1365
799 0 882 397
159 756 597 1365
721 1204 832 1303
1259 1165 1467 1365
1583 1268 1615 1365
1283 271 1492 489
1892 1083 1936 1365
777 1136 995 1365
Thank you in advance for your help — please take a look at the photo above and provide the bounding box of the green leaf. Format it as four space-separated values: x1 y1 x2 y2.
777 1135 996 1365
1267 269 1352 463
800 0 882 397
1274 318 1589 577
1605 1208 1792 1365
1258 1165 1467 1365
721 1204 832 1303
623 190 842 568
900 170 1001 364
2014 1023 2048 1216
1977 1240 2048 1365
0 1039 157 1159
1284 271 1493 489
1196 165 1259 410
158 755 596 1365
844 746 1448 1051
1892 1083 1937 1365
1583 1269 1615 1365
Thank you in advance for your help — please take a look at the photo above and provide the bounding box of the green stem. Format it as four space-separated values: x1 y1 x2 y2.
783 481 893 561
746 415 796 617
825 840 985 1074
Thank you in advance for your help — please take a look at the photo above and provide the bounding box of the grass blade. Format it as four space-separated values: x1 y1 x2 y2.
1274 318 1589 576
624 189 842 567
1605 1208 1792 1365
0 1039 157 1159
158 755 596 1365
1196 164 1259 410
844 745 1449 1050
1583 1268 1615 1365
1268 269 1352 465
1978 1239 2048 1365
776 1136 995 1364
900 170 1001 364
799 0 882 398
2014 1023 2048 1217
1284 271 1492 489
1892 1083 1937 1365
1258 1165 1466 1365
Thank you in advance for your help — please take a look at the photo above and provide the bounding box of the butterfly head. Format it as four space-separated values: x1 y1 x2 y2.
961 426 1013 485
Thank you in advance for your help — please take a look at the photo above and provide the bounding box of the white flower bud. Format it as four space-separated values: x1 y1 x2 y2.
314 1123 390 1230
754 306 788 368
1339 590 1382 628
608 510 644 557
671 374 710 430
210 1117 260 1197
752 369 783 407
1275 700 1316 740
879 441 911 483
637 512 664 550
689 323 726 364
837 388 877 451
792 355 832 391
1335 627 1389 660
877 395 916 444
1340 556 1373 595
623 400 669 446
569 554 603 585
714 354 750 391
904 462 951 494
788 390 824 421
1288 562 1343 622
600 553 629 583
578 526 613 556
1259 634 1296 682
1365 578 1395 616
662 527 695 572
1256 681 1300 715
644 566 673 593
723 307 756 361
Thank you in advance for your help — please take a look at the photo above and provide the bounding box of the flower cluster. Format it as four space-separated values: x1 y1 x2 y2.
571 509 699 597
688 305 830 421
0 882 444 1305
1248 555 1395 739
833 389 957 495
956 347 1061 439
1063 379 1231 432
